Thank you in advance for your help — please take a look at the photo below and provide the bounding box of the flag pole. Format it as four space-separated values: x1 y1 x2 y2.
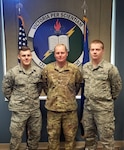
80 0 89 138
82 0 88 41
16 1 29 148
83 16 88 42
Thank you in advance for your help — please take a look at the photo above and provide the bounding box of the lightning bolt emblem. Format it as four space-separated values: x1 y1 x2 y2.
42 50 52 60
67 26 76 37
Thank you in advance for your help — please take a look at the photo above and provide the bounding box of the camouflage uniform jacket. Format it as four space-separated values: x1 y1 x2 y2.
82 59 122 111
2 65 42 112
42 62 82 112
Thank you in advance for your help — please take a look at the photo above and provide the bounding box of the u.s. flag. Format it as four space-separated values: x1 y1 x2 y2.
18 15 27 50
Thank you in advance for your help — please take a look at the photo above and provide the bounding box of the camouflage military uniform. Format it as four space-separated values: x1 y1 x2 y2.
82 60 122 150
42 62 82 150
2 65 42 150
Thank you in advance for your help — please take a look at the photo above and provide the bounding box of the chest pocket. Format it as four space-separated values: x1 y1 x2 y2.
95 73 108 81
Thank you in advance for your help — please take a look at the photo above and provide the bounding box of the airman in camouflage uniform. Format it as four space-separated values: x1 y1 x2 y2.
42 44 82 150
81 40 122 150
2 46 42 150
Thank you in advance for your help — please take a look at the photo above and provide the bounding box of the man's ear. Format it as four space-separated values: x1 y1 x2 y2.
18 54 20 60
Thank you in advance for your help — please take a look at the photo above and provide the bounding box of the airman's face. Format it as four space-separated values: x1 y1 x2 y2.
90 43 104 61
18 50 32 68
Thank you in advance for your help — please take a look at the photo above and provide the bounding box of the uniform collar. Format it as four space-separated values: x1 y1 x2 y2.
54 61 70 72
18 64 36 74
89 59 104 70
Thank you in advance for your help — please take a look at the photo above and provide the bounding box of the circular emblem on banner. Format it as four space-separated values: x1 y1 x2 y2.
28 11 84 69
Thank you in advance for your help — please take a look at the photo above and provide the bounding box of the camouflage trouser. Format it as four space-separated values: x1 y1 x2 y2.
47 110 78 150
82 107 115 150
9 109 42 150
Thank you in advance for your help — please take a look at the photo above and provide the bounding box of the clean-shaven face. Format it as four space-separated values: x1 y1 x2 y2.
90 43 104 61
18 50 32 68
54 45 68 63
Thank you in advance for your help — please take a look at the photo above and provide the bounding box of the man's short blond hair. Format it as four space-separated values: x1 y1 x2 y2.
54 44 68 52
